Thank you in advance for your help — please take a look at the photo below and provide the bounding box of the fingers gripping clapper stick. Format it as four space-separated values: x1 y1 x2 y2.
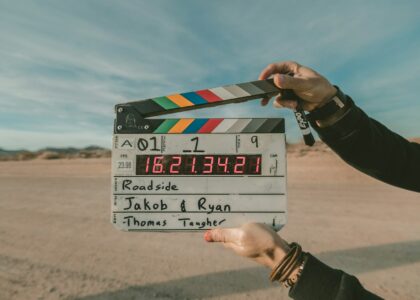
281 72 315 146
273 86 315 146
114 79 315 146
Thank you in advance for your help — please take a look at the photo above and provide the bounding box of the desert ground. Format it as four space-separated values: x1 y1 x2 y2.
0 147 419 300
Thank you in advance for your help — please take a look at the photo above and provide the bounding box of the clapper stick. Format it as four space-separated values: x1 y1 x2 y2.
115 79 315 146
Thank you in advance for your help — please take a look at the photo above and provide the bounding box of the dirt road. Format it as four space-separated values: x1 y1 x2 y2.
0 152 419 299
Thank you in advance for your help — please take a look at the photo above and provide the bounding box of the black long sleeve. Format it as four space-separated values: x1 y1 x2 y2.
310 95 420 192
288 93 419 299
289 254 383 300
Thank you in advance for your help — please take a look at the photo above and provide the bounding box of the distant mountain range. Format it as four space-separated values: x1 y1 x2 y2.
0 142 334 161
1 138 418 161
0 146 111 161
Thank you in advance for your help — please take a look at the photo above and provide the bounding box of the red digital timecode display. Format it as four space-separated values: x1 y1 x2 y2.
136 155 262 175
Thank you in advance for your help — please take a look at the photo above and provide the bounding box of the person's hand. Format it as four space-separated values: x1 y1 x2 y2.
259 61 337 111
204 223 290 269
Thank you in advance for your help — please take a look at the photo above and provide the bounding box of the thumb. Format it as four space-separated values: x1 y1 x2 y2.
204 228 241 243
273 73 307 90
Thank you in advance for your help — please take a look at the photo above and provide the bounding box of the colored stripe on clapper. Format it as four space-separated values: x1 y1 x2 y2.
183 119 208 133
198 119 224 133
226 119 252 133
212 119 238 133
195 90 222 103
154 119 179 133
167 94 194 107
181 92 207 105
152 96 179 110
168 119 195 133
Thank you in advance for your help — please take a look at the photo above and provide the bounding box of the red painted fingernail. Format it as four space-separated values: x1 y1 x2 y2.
204 230 212 242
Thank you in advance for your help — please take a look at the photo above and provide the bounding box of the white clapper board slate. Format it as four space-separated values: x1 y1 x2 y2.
111 79 288 231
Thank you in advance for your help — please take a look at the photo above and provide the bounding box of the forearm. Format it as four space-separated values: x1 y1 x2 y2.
309 94 420 192
289 254 383 300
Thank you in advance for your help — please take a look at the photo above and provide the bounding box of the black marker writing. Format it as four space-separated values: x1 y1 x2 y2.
197 197 231 214
123 216 167 227
124 197 168 211
122 180 178 191
178 217 226 229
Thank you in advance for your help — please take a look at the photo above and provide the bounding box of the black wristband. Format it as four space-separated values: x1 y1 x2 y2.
310 97 361 141
308 87 347 122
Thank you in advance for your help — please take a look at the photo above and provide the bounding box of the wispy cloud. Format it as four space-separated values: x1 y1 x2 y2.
0 0 419 150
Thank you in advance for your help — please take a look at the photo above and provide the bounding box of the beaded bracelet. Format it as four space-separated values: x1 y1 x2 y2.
270 243 299 282
284 254 308 288
269 242 306 288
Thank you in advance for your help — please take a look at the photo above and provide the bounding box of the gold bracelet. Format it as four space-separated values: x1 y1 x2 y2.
279 245 302 283
270 243 298 282
284 253 308 288
269 243 303 283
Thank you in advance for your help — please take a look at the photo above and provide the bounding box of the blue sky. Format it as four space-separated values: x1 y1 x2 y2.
0 0 419 150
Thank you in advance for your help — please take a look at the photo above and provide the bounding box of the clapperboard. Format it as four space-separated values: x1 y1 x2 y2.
111 79 314 231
